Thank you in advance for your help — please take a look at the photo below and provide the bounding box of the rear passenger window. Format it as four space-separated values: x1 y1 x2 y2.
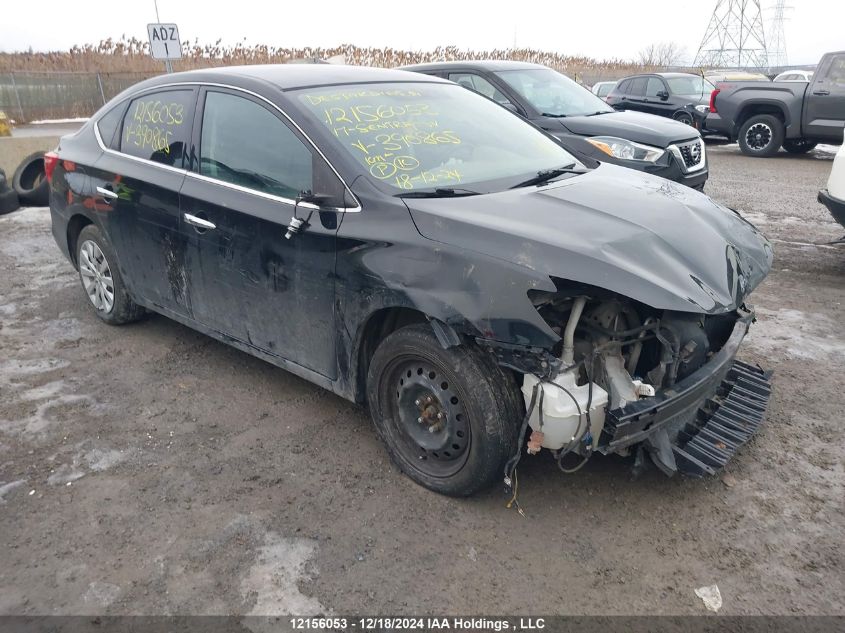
199 91 312 199
617 79 632 94
629 78 647 96
119 89 194 167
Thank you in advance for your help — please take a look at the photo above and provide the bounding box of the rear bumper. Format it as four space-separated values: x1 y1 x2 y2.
818 189 845 228
599 310 772 476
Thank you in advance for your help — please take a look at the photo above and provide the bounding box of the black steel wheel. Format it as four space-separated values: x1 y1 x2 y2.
366 324 521 496
738 114 784 157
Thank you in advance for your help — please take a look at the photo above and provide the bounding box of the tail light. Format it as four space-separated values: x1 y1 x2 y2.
44 151 59 185
709 88 720 114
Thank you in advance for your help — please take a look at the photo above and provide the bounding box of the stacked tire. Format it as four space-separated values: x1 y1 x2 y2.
0 151 51 215
0 166 19 215
13 152 50 206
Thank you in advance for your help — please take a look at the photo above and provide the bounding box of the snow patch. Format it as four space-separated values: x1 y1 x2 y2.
0 479 26 504
240 532 324 617
746 307 845 361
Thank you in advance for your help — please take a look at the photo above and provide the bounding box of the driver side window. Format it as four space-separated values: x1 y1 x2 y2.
200 91 313 199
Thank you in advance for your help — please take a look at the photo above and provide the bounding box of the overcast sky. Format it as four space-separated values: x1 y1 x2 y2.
2 0 841 65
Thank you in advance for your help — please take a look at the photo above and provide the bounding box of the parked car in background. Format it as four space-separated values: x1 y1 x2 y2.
591 81 617 100
46 65 772 495
606 72 715 129
403 61 708 189
705 70 770 83
706 50 845 156
773 69 814 82
818 134 845 235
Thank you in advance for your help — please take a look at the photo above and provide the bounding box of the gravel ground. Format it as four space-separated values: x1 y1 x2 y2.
0 143 843 616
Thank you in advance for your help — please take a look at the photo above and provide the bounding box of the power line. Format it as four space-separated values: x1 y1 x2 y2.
693 0 768 69
767 0 791 69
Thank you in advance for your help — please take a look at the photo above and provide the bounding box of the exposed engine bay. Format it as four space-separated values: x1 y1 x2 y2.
513 289 768 477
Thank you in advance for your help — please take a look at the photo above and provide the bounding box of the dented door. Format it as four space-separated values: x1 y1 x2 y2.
178 88 339 378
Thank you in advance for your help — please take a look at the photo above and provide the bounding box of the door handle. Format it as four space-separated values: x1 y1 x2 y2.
813 89 830 96
184 213 216 230
96 186 118 200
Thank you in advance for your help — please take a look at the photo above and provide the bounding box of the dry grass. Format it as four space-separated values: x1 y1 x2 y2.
0 37 650 82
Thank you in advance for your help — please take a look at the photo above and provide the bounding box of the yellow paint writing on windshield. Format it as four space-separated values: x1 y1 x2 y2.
302 89 466 189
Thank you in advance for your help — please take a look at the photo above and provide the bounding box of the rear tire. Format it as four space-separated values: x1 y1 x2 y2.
673 111 695 126
366 324 521 496
76 225 145 325
738 114 784 157
782 139 817 154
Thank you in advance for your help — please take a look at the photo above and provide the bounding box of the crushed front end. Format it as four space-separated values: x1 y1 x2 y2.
515 290 772 477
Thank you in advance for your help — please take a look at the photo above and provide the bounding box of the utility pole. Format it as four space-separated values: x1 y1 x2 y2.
153 0 173 73
693 0 768 70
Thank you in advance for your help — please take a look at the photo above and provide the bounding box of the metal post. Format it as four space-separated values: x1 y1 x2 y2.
9 73 25 122
96 72 107 105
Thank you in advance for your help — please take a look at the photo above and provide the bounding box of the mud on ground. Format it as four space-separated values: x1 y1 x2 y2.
0 143 843 615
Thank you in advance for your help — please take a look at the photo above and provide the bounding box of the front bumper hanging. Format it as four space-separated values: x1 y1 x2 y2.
598 314 773 476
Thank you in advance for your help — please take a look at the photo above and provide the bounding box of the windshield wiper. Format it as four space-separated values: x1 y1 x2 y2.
509 164 588 189
541 112 568 118
584 110 612 116
396 187 481 198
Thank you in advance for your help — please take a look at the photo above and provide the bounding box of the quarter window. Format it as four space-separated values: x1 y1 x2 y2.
199 91 312 199
97 103 126 150
119 89 194 167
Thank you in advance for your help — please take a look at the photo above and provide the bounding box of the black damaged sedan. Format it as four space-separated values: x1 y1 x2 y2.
46 65 773 496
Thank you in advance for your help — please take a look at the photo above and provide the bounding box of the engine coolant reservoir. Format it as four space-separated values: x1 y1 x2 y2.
521 370 609 451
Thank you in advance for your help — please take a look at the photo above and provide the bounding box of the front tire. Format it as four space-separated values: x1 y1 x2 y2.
366 324 521 496
76 225 145 325
782 139 817 154
738 114 784 157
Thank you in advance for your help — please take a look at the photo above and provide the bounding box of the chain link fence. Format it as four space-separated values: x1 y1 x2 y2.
0 71 158 123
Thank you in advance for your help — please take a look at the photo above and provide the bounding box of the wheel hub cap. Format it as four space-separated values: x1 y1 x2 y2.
79 240 115 313
746 123 772 150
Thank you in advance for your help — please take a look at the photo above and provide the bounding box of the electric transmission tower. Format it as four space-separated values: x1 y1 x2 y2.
693 0 768 69
767 0 791 69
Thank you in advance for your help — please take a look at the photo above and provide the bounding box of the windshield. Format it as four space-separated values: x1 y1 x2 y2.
666 76 715 96
493 68 613 117
296 82 578 193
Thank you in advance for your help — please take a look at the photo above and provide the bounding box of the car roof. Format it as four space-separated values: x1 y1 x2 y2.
617 72 704 81
401 60 547 72
134 64 448 91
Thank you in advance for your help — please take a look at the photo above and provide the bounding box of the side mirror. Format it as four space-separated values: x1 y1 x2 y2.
658 90 670 100
285 158 352 239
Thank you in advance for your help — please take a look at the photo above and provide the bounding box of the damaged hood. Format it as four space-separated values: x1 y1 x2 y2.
405 164 773 314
